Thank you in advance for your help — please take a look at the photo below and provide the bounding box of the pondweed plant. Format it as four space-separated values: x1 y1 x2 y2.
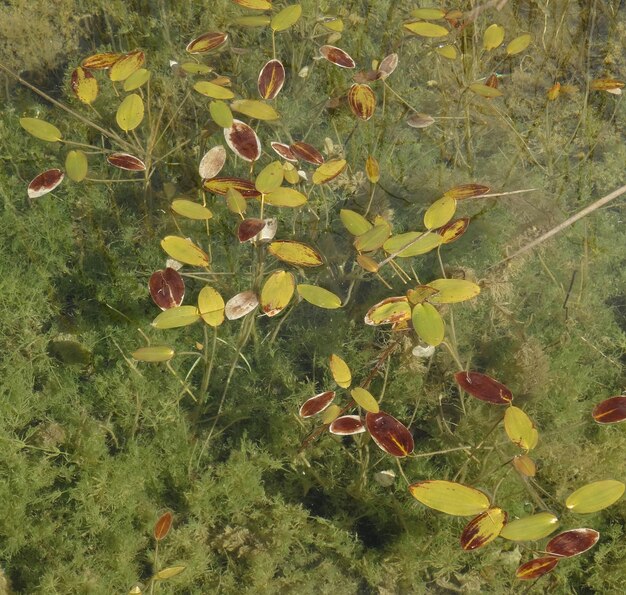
2 0 626 592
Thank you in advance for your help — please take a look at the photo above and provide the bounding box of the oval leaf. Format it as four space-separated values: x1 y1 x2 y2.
71 67 98 104
28 169 64 198
107 152 146 171
348 83 376 120
340 209 372 236
152 306 200 329
297 284 341 309
500 513 560 541
507 33 531 55
20 117 62 142
132 346 175 363
566 480 625 514
408 480 490 516
224 119 261 162
460 508 507 551
204 177 260 198
198 286 225 327
65 150 88 182
319 45 356 69
186 32 228 54
424 195 456 229
504 406 538 451
225 291 258 320
329 415 366 435
268 240 322 267
330 354 351 388
516 557 559 580
109 50 145 82
354 222 391 252
258 59 285 99
271 141 297 162
545 528 599 557
443 183 490 200
404 21 449 37
299 390 335 418
365 297 411 326
154 512 173 540
290 141 324 165
366 411 414 457
438 217 470 243
116 93 144 132
255 161 284 193
123 68 151 91
412 302 444 346
383 232 443 257
82 52 121 70
149 268 185 310
171 199 213 220
592 395 626 424
154 566 186 581
512 454 536 477
351 387 379 413
271 4 302 31
199 145 227 179
483 24 505 50
194 80 235 99
231 99 279 121
260 270 295 316
160 236 209 267
263 187 307 207
455 371 513 405
312 159 347 184
427 279 480 303
210 100 234 127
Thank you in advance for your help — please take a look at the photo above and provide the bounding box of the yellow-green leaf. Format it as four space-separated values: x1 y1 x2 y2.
365 297 411 326
340 209 372 236
231 99 279 121
483 24 505 51
255 161 284 193
71 66 98 104
321 403 342 425
154 566 186 580
506 33 531 55
123 68 151 91
330 354 351 388
65 150 88 182
565 480 625 514
408 480 491 516
383 232 443 258
171 199 213 220
435 45 457 60
322 17 343 32
500 513 560 541
234 15 271 27
132 346 175 362
19 117 62 142
469 83 503 98
312 159 347 184
271 4 302 31
504 406 539 451
194 81 235 99
198 286 225 326
263 187 307 207
181 62 213 74
404 21 449 37
427 279 480 304
412 302 444 346
260 270 295 316
297 284 341 309
226 188 247 216
109 50 145 82
210 100 234 127
460 507 507 550
354 222 391 252
161 236 210 267
268 240 323 267
424 195 456 230
116 93 144 132
365 156 380 183
152 306 201 329
351 387 379 413
233 0 272 9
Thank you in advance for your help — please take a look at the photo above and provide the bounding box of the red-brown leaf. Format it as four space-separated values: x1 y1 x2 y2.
237 218 266 242
27 168 64 198
319 45 356 68
515 557 559 580
365 411 414 457
592 395 626 424
149 268 185 310
545 528 599 557
154 511 173 541
347 83 376 121
224 119 261 162
270 142 298 163
329 415 366 435
258 59 286 100
290 141 324 165
203 177 261 198
299 391 336 418
454 371 513 405
107 152 146 171
186 32 228 54
81 52 121 69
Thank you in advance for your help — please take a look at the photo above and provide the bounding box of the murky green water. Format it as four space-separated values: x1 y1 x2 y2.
1 1 625 593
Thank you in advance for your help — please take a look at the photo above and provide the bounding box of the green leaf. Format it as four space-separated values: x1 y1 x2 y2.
483 24 505 50
411 302 444 346
19 117 62 142
383 232 443 257
116 93 144 132
351 387 379 413
231 99 279 121
132 346 175 362
198 286 225 327
271 4 302 31
65 150 88 182
255 161 284 193
424 195 456 229
504 406 539 451
500 513 560 541
194 81 235 99
161 236 210 267
154 566 186 580
354 222 391 252
408 480 491 516
427 279 481 303
171 199 213 220
152 306 201 329
209 100 234 127
566 480 625 514
297 284 342 309
340 209 372 236
404 21 449 37
506 33 532 55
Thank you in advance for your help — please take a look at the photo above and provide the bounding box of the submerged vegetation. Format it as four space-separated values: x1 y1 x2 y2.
1 0 626 592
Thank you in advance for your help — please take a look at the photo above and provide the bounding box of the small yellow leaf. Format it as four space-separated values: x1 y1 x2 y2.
268 240 323 267
263 187 307 207
255 161 284 193
424 195 457 230
312 159 347 184
198 286 225 327
194 81 235 99
132 346 175 362
116 93 144 132
152 306 201 329
161 236 210 267
19 117 62 142
483 24 505 50
411 302 444 346
506 33 531 55
408 480 491 516
297 284 341 309
365 156 380 183
340 209 372 236
154 566 186 580
404 21 449 37
65 150 88 182
330 354 351 388
271 4 302 31
500 513 560 541
565 480 625 514
504 406 539 451
351 387 379 413
461 508 507 550
231 99 279 121
71 66 98 104
234 15 271 27
427 279 480 304
260 270 295 316
171 199 213 220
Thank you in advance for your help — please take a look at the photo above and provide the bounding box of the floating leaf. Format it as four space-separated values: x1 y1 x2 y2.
365 297 411 326
566 480 625 514
154 566 186 581
443 183 490 200
545 528 599 558
149 268 185 310
231 99 279 121
329 415 366 435
82 52 121 69
356 254 379 273
258 59 285 99
312 159 347 184
319 45 356 69
383 232 443 257
340 209 372 236
354 222 391 252
512 454 536 477
406 285 439 305
233 0 272 9
198 286 225 327
290 141 324 164
123 68 151 91
330 354 351 388
438 218 470 243
460 508 507 551
27 169 64 198
408 480 491 516
194 80 235 99
160 236 209 267
152 306 201 329
198 146 227 179
351 387 379 413
483 24 505 50
321 404 342 425
71 67 98 105
424 195 456 229
132 346 175 363
260 270 295 316
435 45 457 59
504 406 538 450
348 83 376 120
180 62 213 74
226 188 247 216
107 152 146 171
271 4 302 31
186 32 228 54
268 240 323 267
116 93 144 131
255 161 284 193
592 396 626 424
412 302 444 346
20 117 62 142
271 142 297 162
407 112 436 128
506 33 531 55
204 177 260 198
378 53 398 79
282 162 300 184
427 279 480 303
225 291 258 320
234 15 271 26
455 371 513 405
263 186 307 207
209 100 234 127
500 513 560 541
65 150 88 182
109 50 145 81
404 21 449 37
224 119 261 162
297 284 341 309
469 83 503 98
237 218 266 242
299 390 335 418
154 512 173 540
516 557 559 580
366 411 414 457
365 156 380 183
